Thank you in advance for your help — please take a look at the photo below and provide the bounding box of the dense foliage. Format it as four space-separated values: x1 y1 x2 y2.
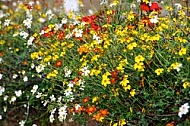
0 0 190 125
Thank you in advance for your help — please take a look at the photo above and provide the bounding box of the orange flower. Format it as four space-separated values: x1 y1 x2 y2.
78 45 88 55
86 105 96 115
54 60 62 67
99 109 109 117
22 61 28 66
83 97 90 103
75 106 85 114
0 52 4 57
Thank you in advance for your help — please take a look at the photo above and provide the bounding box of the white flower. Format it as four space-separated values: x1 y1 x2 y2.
23 76 28 82
31 63 35 69
150 15 159 24
0 73 2 80
57 96 62 103
54 23 62 31
0 115 2 120
64 0 79 14
38 18 46 23
0 57 3 64
19 31 29 39
39 30 45 35
4 19 11 26
15 90 22 97
81 66 90 76
49 114 55 123
27 36 35 46
178 103 190 118
36 92 42 98
88 9 94 15
61 18 67 24
12 74 18 79
75 104 81 111
64 88 73 96
3 106 7 112
42 100 49 106
64 68 72 77
1 5 8 9
31 85 38 94
0 86 5 96
175 3 182 10
19 120 25 126
73 28 83 37
100 0 108 5
68 81 74 88
9 96 16 104
58 105 67 115
4 95 8 101
50 95 56 102
50 108 57 114
130 4 136 8
32 124 37 126
23 18 32 28
175 63 182 72
35 64 45 73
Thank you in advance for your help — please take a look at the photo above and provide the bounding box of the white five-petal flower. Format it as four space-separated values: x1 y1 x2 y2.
178 103 190 118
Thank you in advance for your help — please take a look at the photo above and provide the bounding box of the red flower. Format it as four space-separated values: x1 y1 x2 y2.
141 17 151 26
111 70 119 78
140 2 161 12
140 3 150 12
110 78 117 84
57 30 65 39
150 2 162 11
54 60 62 67
42 27 54 38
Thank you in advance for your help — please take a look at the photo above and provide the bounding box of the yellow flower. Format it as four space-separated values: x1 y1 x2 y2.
92 96 99 103
119 119 127 126
134 62 145 71
179 48 187 56
142 0 149 4
0 40 5 45
91 55 100 62
171 62 182 71
123 85 131 91
120 75 129 87
102 74 111 87
155 68 164 75
130 89 136 97
183 82 190 89
135 55 145 63
127 11 135 21
113 123 118 126
127 42 137 50
107 10 113 15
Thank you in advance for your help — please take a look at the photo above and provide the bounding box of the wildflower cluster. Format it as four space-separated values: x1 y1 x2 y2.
0 0 190 126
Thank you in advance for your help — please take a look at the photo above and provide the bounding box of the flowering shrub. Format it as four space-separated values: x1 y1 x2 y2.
0 0 190 126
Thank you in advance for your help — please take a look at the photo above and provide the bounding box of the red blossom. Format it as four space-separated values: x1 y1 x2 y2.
54 60 62 67
42 27 54 38
150 2 162 11
57 30 65 39
140 3 150 12
140 2 161 12
110 78 117 84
